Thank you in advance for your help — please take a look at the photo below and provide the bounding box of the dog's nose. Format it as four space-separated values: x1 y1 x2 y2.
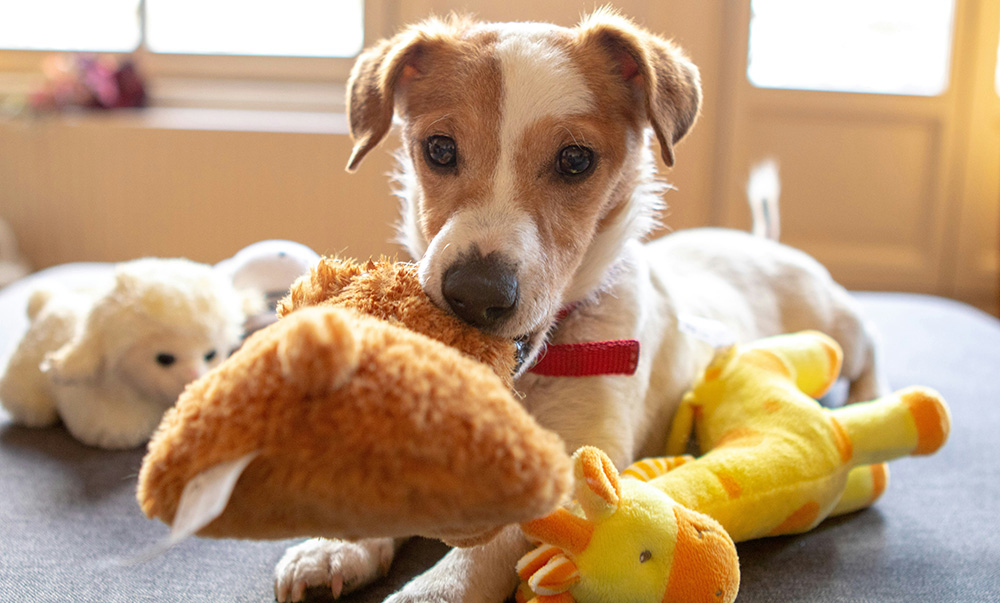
442 252 518 330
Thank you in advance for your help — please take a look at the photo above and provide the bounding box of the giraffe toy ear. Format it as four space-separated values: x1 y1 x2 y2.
573 447 621 522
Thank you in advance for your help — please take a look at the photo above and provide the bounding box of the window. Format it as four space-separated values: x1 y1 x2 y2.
747 0 956 96
146 0 363 58
0 0 141 52
0 0 375 111
0 0 364 58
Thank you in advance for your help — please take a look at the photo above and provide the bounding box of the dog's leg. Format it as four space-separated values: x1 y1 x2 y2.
844 331 891 404
823 289 891 404
381 400 640 603
274 537 402 602
384 525 530 603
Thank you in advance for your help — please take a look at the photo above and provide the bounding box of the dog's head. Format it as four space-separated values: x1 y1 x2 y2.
346 9 700 368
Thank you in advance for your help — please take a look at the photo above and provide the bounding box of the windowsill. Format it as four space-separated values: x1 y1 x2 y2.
0 72 351 135
2 106 350 135
151 77 347 113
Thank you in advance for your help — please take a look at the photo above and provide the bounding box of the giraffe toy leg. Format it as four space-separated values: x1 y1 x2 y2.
829 463 890 517
832 386 950 466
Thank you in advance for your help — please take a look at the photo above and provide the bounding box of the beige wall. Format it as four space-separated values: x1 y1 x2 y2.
0 115 404 266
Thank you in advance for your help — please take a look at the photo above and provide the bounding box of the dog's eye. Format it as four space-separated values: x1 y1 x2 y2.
556 145 593 176
204 350 217 362
425 135 457 168
156 353 176 367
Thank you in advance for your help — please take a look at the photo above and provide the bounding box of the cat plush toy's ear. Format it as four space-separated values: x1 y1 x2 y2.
43 334 104 385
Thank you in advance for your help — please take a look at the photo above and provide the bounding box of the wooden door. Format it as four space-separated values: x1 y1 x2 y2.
711 0 999 313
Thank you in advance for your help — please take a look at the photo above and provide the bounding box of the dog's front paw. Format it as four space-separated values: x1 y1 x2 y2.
274 537 395 602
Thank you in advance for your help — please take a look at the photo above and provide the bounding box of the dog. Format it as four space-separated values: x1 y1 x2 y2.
274 9 887 602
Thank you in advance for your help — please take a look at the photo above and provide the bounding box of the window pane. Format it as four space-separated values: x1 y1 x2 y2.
748 0 955 96
0 0 140 52
146 0 363 57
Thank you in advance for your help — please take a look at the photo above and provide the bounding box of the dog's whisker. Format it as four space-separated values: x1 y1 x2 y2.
560 125 588 148
426 113 454 131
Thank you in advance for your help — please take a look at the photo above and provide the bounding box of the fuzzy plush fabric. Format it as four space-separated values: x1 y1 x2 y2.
0 258 248 449
661 331 949 541
137 258 572 547
517 331 950 603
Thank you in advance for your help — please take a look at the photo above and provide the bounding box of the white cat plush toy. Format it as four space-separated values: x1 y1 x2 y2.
0 258 251 449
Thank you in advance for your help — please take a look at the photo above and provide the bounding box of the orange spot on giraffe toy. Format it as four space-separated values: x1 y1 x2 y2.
518 331 950 603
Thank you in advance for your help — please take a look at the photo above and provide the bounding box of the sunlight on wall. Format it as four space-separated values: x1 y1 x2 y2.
996 33 1000 96
748 0 955 96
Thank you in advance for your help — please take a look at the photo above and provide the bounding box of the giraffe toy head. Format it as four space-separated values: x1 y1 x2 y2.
518 447 740 603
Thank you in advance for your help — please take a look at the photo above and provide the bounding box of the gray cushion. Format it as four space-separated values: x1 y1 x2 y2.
1 266 997 602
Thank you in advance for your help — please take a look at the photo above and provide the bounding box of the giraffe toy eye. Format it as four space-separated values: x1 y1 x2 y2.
639 550 652 563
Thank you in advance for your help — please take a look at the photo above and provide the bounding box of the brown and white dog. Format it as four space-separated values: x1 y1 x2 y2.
275 9 887 602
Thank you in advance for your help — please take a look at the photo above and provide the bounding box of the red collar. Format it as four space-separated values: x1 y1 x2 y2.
527 305 640 377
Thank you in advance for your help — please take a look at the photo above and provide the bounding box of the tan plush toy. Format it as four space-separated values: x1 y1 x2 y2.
137 258 572 547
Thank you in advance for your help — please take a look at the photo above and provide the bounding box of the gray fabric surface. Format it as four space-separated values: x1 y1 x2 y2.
1 264 997 601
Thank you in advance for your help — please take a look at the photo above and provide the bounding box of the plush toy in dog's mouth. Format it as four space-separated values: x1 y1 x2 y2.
131 452 260 561
137 303 574 550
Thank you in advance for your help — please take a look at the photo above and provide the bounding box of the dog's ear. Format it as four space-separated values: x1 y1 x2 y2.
577 9 701 167
346 17 467 172
345 31 422 172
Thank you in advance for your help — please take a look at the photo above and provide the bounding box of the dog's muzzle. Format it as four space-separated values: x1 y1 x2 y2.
442 251 519 332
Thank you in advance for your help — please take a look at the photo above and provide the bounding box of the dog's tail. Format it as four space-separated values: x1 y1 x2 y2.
27 287 56 320
746 159 780 241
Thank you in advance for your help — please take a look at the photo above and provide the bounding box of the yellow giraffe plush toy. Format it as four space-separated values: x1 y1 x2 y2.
517 330 951 603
